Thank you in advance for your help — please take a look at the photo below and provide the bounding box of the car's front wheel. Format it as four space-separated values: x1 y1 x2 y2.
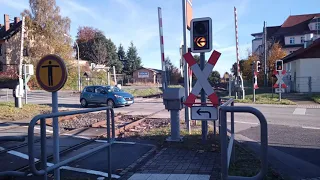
107 99 115 108
80 98 88 108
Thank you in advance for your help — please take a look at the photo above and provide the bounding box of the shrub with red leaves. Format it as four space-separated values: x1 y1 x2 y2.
0 66 19 82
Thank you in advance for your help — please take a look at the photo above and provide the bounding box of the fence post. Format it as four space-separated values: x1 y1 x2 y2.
231 102 235 163
308 76 312 97
220 108 228 180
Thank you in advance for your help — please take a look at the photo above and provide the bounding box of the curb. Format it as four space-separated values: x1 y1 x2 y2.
235 103 320 109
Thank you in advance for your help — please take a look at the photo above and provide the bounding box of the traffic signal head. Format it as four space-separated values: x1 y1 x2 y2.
190 17 212 53
232 63 237 75
276 60 283 71
256 61 262 72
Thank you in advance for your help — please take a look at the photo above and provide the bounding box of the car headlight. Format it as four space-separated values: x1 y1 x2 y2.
114 94 122 98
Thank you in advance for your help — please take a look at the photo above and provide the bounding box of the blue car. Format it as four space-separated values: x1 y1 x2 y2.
80 85 134 108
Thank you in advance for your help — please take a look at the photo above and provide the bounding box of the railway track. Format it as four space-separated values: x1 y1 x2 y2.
1 107 166 177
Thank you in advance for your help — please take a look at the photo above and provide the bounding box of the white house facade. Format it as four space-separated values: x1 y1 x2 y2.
283 39 320 93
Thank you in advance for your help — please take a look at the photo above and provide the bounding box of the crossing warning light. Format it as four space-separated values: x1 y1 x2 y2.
256 61 262 72
190 17 212 53
276 60 283 71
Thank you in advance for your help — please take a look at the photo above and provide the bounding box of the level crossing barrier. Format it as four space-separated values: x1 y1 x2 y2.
219 98 268 180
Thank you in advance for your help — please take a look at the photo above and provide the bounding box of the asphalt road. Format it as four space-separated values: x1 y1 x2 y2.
228 105 320 179
1 90 320 179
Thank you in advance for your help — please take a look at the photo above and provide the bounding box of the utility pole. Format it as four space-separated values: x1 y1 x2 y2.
264 21 268 86
16 16 25 108
113 66 117 85
182 0 191 134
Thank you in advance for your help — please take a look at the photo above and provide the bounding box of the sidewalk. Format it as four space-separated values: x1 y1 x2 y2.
122 147 220 180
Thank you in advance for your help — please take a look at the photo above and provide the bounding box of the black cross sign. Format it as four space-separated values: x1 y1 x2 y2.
41 61 59 86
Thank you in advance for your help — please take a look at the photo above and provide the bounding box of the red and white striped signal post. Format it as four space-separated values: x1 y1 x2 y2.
273 69 287 101
254 71 259 90
183 50 221 107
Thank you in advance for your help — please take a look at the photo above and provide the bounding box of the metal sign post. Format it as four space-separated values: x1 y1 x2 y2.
22 64 33 104
279 74 282 101
200 52 207 141
251 62 256 102
23 65 27 104
273 69 287 102
36 54 68 180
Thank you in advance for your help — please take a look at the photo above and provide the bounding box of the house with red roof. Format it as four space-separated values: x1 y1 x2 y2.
252 13 320 55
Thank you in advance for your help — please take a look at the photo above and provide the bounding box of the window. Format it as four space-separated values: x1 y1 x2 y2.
316 22 320 30
0 44 2 56
85 87 94 93
289 37 295 44
301 36 305 44
289 51 294 54
95 87 105 93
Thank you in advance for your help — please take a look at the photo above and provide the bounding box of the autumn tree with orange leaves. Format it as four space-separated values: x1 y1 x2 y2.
238 42 287 86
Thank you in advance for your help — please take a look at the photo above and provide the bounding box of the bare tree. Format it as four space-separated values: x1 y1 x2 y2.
87 38 108 65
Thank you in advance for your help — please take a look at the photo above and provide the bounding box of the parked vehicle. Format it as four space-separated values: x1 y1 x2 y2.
80 85 134 108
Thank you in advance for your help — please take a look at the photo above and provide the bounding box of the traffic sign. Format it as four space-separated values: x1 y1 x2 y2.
36 54 68 92
273 70 287 88
275 88 285 93
191 106 218 120
183 50 221 107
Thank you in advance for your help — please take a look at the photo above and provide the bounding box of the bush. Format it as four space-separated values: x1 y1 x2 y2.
0 66 19 82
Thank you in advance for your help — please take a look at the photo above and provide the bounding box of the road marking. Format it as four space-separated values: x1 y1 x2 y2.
228 120 259 125
293 108 306 115
34 127 53 133
302 126 320 130
0 146 120 179
128 173 210 180
60 166 120 179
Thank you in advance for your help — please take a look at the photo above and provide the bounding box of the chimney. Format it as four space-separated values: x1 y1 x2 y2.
4 14 9 31
14 17 20 24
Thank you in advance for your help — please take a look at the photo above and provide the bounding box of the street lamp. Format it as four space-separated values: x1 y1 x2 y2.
64 34 81 92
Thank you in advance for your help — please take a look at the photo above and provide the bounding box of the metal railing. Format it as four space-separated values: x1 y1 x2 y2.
27 106 115 180
219 98 268 180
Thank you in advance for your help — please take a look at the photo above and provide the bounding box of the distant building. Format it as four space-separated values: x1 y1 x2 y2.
220 72 230 83
0 14 24 72
252 13 320 55
283 38 320 93
132 67 162 84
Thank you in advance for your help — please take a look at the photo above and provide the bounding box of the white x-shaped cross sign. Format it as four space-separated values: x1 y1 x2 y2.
183 51 221 107
273 70 287 88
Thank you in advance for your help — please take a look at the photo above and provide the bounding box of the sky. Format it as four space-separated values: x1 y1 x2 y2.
1 0 320 75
